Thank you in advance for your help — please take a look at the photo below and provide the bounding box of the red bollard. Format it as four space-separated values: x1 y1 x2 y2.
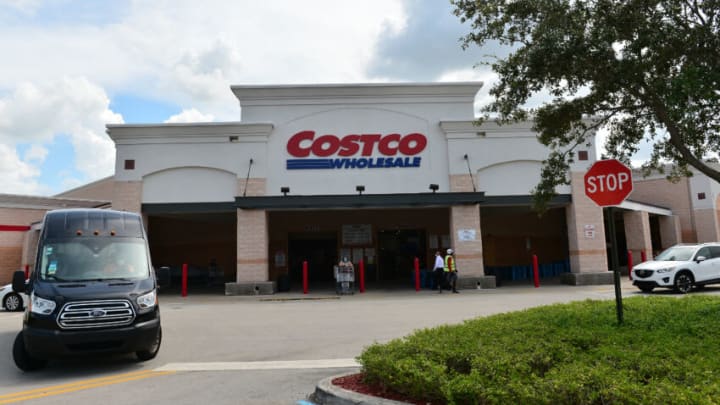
628 250 634 281
414 257 420 292
532 255 540 288
181 263 188 297
24 264 29 279
641 250 647 263
302 261 308 294
359 259 365 293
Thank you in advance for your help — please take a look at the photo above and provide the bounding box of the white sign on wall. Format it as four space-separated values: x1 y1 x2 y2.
457 229 476 241
342 224 372 245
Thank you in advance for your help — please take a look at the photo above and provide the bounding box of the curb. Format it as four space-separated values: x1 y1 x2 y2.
311 373 411 405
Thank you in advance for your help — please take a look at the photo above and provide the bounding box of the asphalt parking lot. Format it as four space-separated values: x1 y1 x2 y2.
0 279 710 404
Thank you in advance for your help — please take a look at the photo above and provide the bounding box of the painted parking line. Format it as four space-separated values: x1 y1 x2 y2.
155 358 361 372
0 369 174 404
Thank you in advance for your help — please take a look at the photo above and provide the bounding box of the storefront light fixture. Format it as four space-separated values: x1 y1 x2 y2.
429 184 439 193
281 187 290 196
356 185 365 195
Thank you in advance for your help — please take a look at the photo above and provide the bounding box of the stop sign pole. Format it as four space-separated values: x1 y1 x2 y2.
584 159 633 325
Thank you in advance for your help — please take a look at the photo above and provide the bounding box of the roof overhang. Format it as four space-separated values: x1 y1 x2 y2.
617 200 673 216
235 192 485 210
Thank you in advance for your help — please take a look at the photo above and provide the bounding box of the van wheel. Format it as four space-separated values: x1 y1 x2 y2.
3 293 23 311
13 332 47 371
674 272 694 294
136 327 162 361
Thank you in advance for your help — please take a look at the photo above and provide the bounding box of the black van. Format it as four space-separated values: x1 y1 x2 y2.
12 209 161 371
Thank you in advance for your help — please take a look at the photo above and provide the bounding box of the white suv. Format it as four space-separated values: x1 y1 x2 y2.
631 243 720 294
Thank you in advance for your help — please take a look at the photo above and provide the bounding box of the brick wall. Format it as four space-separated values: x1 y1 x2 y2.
694 208 720 242
450 174 475 192
112 181 143 213
236 209 269 282
237 178 266 197
659 215 682 249
0 208 46 283
56 177 114 200
566 172 609 273
450 204 484 277
623 210 653 260
631 178 695 242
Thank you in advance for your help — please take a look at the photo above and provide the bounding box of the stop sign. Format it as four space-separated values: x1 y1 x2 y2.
584 159 633 206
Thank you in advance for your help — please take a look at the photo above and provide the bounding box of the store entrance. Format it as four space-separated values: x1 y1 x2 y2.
377 229 426 283
288 233 338 285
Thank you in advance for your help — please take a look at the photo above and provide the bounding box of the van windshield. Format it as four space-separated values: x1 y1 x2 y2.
39 238 150 281
654 246 696 262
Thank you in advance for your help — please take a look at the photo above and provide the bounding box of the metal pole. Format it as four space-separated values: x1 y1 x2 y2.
608 207 624 324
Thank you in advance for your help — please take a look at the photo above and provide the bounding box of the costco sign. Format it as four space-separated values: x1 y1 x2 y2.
286 130 427 170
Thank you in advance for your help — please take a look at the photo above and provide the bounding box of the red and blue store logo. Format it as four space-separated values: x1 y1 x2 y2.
286 130 427 170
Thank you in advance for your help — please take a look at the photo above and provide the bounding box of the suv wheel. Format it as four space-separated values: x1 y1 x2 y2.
674 272 694 294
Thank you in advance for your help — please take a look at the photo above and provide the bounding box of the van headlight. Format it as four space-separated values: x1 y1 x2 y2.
137 290 157 309
30 292 56 315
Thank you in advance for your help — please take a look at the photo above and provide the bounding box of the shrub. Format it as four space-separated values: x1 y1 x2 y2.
357 296 720 404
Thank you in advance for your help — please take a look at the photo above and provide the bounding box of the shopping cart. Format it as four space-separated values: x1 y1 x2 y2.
334 264 355 295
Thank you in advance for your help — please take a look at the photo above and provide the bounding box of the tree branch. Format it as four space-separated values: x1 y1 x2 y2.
642 85 720 183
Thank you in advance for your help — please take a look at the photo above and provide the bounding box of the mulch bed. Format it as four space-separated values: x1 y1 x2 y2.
331 372 436 405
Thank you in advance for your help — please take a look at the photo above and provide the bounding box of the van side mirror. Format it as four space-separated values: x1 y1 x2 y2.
155 266 171 288
12 270 26 293
696 256 707 263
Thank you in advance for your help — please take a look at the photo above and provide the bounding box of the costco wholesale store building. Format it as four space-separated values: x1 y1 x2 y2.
3 82 718 292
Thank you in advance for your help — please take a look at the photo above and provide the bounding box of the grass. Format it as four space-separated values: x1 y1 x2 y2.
358 296 720 404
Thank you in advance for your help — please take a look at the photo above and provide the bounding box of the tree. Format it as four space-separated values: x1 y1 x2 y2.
452 0 720 210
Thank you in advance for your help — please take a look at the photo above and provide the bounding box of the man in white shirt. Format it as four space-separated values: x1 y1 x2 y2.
433 251 445 293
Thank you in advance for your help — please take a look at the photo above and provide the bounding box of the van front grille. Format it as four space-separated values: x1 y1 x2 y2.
58 300 135 329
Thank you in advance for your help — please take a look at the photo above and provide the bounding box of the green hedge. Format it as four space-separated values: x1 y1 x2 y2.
358 296 720 404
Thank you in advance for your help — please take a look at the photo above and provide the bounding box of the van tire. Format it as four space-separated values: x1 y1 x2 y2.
136 327 162 361
13 332 47 371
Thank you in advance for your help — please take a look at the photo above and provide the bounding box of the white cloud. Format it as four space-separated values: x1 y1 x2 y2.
0 77 123 194
23 144 47 163
0 143 44 194
0 0 41 14
164 108 215 124
0 1 407 120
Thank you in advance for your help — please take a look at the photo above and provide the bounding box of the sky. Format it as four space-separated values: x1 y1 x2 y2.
0 0 628 196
